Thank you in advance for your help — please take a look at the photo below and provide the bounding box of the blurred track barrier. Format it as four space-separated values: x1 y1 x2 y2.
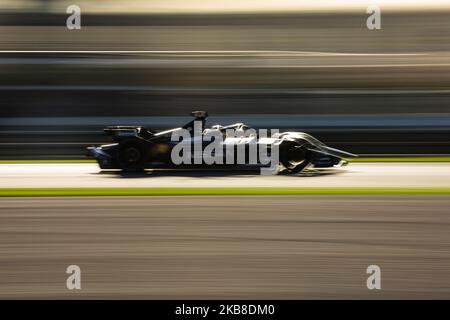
2 11 450 52
2 52 450 92
1 12 449 158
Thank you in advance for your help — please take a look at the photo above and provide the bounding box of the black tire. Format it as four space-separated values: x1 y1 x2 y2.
280 141 311 173
118 139 149 171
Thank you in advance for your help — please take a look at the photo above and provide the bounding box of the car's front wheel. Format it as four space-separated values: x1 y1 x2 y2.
280 141 311 173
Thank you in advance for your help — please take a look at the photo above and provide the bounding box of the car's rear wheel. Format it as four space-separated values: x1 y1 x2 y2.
280 141 311 173
118 139 148 171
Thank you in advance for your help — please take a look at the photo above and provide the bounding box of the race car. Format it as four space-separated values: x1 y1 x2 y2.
87 111 357 173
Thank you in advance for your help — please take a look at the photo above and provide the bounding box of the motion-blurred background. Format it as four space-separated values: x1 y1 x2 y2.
1 0 449 159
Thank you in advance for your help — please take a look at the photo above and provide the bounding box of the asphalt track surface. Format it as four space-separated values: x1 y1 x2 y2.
0 163 449 188
1 195 450 299
0 163 450 298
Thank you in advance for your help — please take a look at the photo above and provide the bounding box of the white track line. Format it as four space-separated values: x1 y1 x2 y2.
0 163 449 189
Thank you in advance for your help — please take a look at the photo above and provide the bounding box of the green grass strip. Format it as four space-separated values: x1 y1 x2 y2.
1 187 450 197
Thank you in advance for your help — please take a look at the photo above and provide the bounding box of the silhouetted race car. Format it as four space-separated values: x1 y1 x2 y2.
87 111 357 173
